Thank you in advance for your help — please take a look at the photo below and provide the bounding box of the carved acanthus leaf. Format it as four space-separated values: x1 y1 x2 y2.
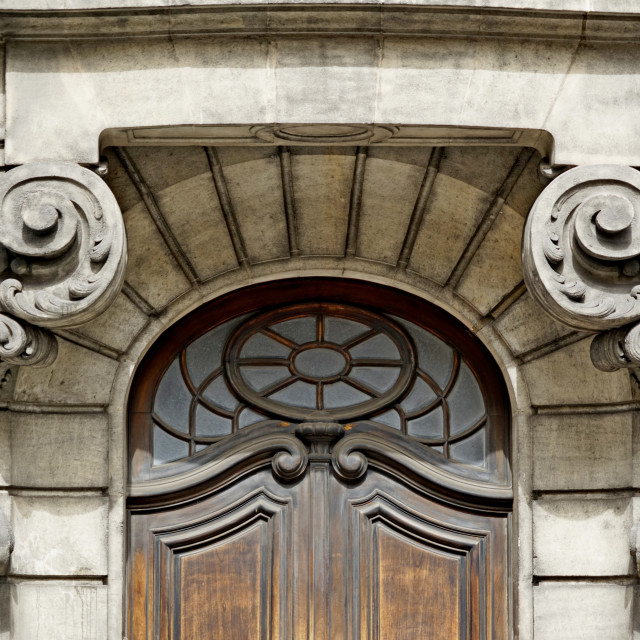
522 165 640 370
0 313 57 367
0 162 126 329
523 165 640 332
0 162 126 367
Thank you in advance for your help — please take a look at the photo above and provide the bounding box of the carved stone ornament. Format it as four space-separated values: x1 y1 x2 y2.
523 164 640 371
0 162 126 366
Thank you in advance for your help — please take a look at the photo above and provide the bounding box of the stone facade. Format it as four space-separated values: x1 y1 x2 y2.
1 2 640 638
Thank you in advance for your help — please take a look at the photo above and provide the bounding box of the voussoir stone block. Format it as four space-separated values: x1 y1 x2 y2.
533 412 633 490
123 201 192 310
533 583 632 640
10 582 107 640
493 291 575 356
357 157 424 265
72 291 149 354
13 340 118 405
523 337 632 406
456 204 524 315
408 174 489 284
533 496 633 577
154 173 239 280
293 153 354 256
11 496 108 576
223 156 289 263
10 413 108 488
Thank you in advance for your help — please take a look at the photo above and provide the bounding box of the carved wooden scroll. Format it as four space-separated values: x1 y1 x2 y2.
0 162 126 366
523 165 640 370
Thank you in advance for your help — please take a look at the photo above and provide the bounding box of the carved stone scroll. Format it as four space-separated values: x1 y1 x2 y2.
0 162 126 366
523 165 640 370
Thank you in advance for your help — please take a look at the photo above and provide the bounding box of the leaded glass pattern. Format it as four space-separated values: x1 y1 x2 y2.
150 303 488 469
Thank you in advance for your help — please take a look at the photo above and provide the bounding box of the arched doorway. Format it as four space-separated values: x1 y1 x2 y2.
126 278 512 639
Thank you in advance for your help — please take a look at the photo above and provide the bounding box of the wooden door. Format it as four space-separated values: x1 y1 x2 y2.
126 279 512 640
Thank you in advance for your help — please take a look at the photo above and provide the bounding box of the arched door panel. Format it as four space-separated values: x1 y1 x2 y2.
126 279 512 640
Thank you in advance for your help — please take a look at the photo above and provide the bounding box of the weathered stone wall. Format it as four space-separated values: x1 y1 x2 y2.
0 145 636 638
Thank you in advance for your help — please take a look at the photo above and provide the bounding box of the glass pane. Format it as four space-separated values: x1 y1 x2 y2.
447 362 485 435
348 366 400 393
323 381 370 408
153 358 192 432
238 407 268 429
450 427 486 468
324 316 369 345
201 374 239 412
269 380 317 409
241 332 291 358
294 348 346 378
195 404 232 437
185 316 245 387
372 409 402 430
270 316 316 345
399 376 438 414
430 444 444 455
349 333 399 359
194 443 209 453
153 424 189 465
395 317 454 389
240 366 291 392
407 407 444 439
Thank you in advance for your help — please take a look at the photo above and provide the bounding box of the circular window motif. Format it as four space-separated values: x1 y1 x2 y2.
224 303 416 421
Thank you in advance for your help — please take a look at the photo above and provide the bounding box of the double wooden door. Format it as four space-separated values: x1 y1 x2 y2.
126 279 512 639
127 422 510 639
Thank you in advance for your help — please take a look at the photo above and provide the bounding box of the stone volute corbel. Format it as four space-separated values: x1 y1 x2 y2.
523 164 640 371
0 162 126 367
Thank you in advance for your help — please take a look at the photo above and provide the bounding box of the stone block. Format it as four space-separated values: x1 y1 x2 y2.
292 153 354 256
523 338 632 406
154 174 239 280
10 413 108 488
456 205 524 315
533 497 632 576
494 291 574 356
223 156 290 263
13 340 118 405
408 174 489 283
0 413 9 487
123 201 192 309
10 582 107 640
534 583 632 640
357 157 424 264
0 583 9 640
533 413 633 491
73 291 149 354
275 38 377 122
11 496 108 576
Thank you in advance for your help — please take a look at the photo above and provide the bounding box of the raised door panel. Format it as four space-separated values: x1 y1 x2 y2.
375 526 463 640
333 470 508 640
127 469 306 640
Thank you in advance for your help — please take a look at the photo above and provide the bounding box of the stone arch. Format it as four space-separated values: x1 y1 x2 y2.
5 144 634 638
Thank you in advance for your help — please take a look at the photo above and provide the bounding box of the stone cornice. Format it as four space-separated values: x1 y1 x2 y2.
1 4 640 43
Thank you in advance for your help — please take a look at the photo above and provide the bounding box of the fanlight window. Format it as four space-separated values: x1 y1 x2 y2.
151 302 489 469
